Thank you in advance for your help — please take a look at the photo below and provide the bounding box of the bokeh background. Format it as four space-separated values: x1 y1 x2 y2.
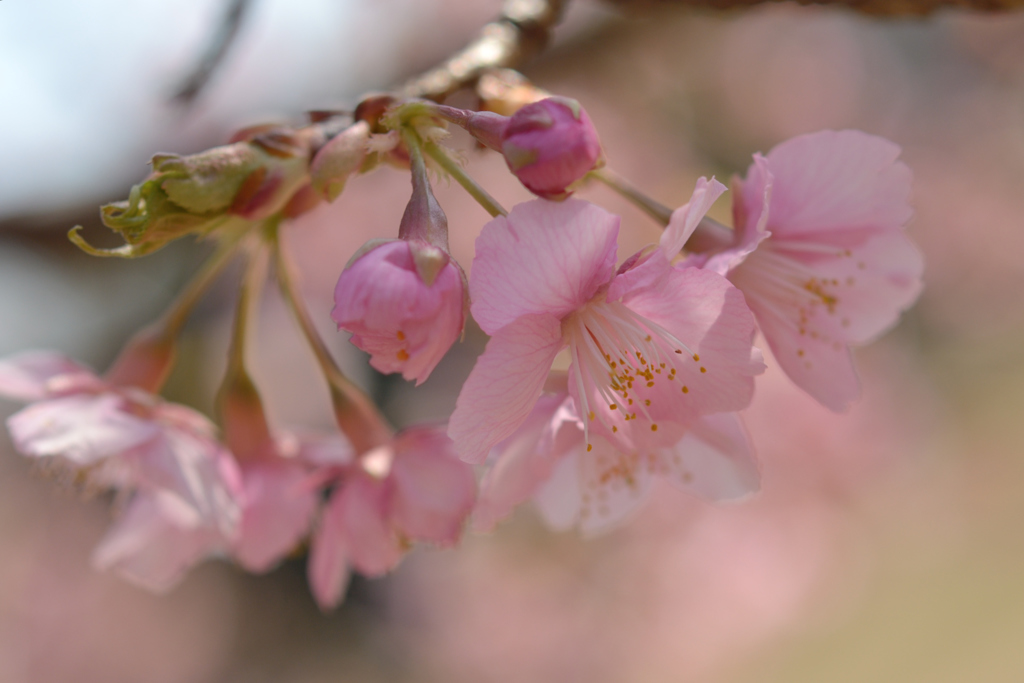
2 0 1024 680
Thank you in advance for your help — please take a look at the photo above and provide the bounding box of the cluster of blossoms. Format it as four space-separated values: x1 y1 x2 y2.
0 74 922 607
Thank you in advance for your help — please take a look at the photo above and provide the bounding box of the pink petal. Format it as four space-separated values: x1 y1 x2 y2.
0 351 100 401
702 158 773 275
308 493 352 610
778 231 924 345
730 231 922 411
338 474 404 576
473 394 578 532
660 177 728 257
388 428 476 545
533 449 583 531
129 426 243 538
233 461 317 572
610 266 763 425
469 199 619 335
576 438 656 536
665 412 760 501
7 393 159 465
91 491 222 593
448 313 564 463
743 130 912 239
333 241 464 385
751 301 861 412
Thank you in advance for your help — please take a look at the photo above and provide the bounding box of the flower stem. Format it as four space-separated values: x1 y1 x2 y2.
163 229 248 339
268 224 393 453
590 167 672 226
104 230 247 392
421 137 507 218
590 167 736 253
216 232 274 459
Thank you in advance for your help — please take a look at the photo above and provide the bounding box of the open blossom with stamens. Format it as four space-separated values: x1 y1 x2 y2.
448 197 764 464
689 130 924 411
0 351 241 533
308 426 476 610
473 386 759 535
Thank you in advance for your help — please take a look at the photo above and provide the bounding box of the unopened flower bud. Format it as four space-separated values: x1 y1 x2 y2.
501 97 603 200
331 240 465 386
71 130 313 257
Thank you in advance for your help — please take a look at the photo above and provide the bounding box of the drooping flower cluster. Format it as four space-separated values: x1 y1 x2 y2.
2 77 922 605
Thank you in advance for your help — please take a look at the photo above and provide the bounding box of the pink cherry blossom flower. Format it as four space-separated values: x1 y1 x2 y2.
473 385 759 535
448 198 763 464
332 240 465 385
691 130 924 411
92 432 351 591
0 351 241 534
308 426 476 610
500 97 604 200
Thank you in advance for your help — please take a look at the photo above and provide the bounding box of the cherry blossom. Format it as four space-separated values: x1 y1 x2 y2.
473 384 759 535
308 426 476 610
92 432 350 592
448 197 763 464
691 130 924 411
0 351 241 535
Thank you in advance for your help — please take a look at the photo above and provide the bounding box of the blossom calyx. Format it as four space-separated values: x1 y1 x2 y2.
501 97 604 200
71 130 313 257
310 121 371 202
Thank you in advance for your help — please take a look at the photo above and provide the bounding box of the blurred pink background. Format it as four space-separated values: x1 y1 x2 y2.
2 1 1024 681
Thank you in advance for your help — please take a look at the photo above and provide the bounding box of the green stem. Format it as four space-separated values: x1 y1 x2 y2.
422 137 507 218
268 224 393 453
215 232 274 459
224 236 269 375
590 167 672 226
162 230 247 340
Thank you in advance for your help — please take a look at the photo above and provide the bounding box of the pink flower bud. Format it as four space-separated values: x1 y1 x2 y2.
332 240 465 386
501 97 603 200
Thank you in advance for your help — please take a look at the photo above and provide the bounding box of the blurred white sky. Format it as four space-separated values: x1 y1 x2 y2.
0 0 505 219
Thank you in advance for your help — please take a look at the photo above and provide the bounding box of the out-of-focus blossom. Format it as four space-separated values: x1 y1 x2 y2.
331 240 465 385
501 98 604 200
691 130 923 411
474 386 758 535
0 351 241 534
449 198 762 464
308 426 476 610
92 432 350 592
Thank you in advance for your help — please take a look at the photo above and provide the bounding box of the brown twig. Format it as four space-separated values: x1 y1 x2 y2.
399 0 573 101
603 0 1023 15
173 0 254 104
